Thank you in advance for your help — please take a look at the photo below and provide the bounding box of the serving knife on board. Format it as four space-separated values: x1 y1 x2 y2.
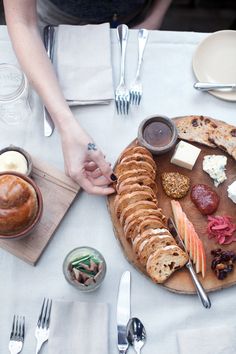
43 25 55 137
117 271 131 354
167 218 211 309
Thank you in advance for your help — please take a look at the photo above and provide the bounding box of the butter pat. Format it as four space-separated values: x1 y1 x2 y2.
228 181 236 203
0 151 28 174
170 141 201 170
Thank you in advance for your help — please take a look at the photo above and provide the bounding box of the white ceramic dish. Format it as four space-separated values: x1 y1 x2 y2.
193 30 236 102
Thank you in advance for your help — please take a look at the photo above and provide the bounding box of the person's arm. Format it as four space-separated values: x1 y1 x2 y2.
3 0 115 195
133 0 172 30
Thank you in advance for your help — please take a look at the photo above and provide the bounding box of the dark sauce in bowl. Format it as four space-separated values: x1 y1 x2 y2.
143 121 172 147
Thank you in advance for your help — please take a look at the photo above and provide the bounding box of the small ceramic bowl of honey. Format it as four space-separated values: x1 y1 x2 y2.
137 115 178 155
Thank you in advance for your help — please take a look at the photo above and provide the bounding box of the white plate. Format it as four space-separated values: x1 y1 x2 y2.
193 30 236 101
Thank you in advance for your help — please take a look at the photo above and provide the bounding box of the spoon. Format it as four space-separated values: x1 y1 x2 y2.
127 317 146 354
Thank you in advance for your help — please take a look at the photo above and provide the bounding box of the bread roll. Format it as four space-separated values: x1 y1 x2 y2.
0 174 38 235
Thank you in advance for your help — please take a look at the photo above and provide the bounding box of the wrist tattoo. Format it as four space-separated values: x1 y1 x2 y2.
87 142 97 151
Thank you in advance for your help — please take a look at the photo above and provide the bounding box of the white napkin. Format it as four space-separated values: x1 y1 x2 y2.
48 300 109 354
55 23 114 105
177 326 236 354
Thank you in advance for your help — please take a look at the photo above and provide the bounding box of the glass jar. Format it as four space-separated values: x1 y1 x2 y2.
63 246 107 292
0 63 31 124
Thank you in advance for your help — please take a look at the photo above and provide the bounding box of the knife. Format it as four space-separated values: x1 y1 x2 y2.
167 218 211 309
43 25 55 137
194 82 236 91
117 271 131 354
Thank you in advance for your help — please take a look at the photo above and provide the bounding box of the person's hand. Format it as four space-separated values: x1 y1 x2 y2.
60 119 116 195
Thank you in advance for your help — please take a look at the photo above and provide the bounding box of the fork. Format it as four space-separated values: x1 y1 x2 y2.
130 29 149 105
115 24 130 114
35 298 52 354
9 315 25 354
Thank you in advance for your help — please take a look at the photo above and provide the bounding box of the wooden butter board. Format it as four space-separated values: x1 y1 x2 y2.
107 117 236 294
0 157 80 265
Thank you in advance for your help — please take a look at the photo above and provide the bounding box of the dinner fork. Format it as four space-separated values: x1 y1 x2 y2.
9 315 25 354
115 24 130 114
130 29 149 105
35 298 52 354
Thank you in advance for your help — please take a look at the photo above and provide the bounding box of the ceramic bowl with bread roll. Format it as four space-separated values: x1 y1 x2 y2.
0 172 43 240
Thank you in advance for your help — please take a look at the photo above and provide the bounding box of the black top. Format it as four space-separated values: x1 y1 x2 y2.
49 0 148 24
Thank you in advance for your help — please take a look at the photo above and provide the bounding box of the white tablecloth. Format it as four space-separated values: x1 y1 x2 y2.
0 26 236 354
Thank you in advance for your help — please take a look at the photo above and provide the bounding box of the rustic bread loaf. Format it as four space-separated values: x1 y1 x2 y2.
175 115 217 147
210 120 236 159
146 245 188 283
0 174 38 235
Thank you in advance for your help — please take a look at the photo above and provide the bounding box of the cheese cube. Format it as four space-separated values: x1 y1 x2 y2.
170 141 201 170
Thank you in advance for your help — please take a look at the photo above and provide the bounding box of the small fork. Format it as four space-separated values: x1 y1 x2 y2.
35 298 52 354
9 315 25 354
130 29 149 105
115 24 130 115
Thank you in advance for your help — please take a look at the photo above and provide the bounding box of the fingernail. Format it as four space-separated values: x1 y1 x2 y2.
110 173 117 181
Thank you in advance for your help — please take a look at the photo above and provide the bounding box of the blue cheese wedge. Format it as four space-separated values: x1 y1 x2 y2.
227 181 236 203
170 140 201 170
203 155 227 187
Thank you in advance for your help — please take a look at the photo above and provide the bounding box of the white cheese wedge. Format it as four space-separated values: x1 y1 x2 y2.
0 151 28 174
203 155 227 187
227 181 236 203
170 140 201 170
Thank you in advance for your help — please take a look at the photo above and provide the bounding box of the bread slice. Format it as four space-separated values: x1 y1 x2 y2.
137 218 167 235
146 245 188 283
133 228 172 255
115 161 156 180
119 200 157 227
118 145 153 163
138 235 177 266
116 169 155 186
118 183 157 198
120 153 157 171
124 209 167 241
175 115 217 147
210 120 236 159
117 175 157 195
114 191 157 218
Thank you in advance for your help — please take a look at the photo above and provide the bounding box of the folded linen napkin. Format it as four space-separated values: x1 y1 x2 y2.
55 23 114 105
48 300 109 354
177 325 236 354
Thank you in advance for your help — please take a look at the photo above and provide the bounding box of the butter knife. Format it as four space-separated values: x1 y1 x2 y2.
167 218 211 309
194 82 236 91
117 271 131 354
43 25 55 137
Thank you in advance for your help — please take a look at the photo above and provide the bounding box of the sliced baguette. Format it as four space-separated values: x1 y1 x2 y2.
138 235 177 266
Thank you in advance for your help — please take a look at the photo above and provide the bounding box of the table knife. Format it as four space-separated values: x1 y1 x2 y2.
167 218 211 309
117 271 131 354
194 82 236 91
43 25 55 137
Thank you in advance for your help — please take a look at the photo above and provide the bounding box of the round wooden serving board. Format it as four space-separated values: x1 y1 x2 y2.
107 117 236 294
